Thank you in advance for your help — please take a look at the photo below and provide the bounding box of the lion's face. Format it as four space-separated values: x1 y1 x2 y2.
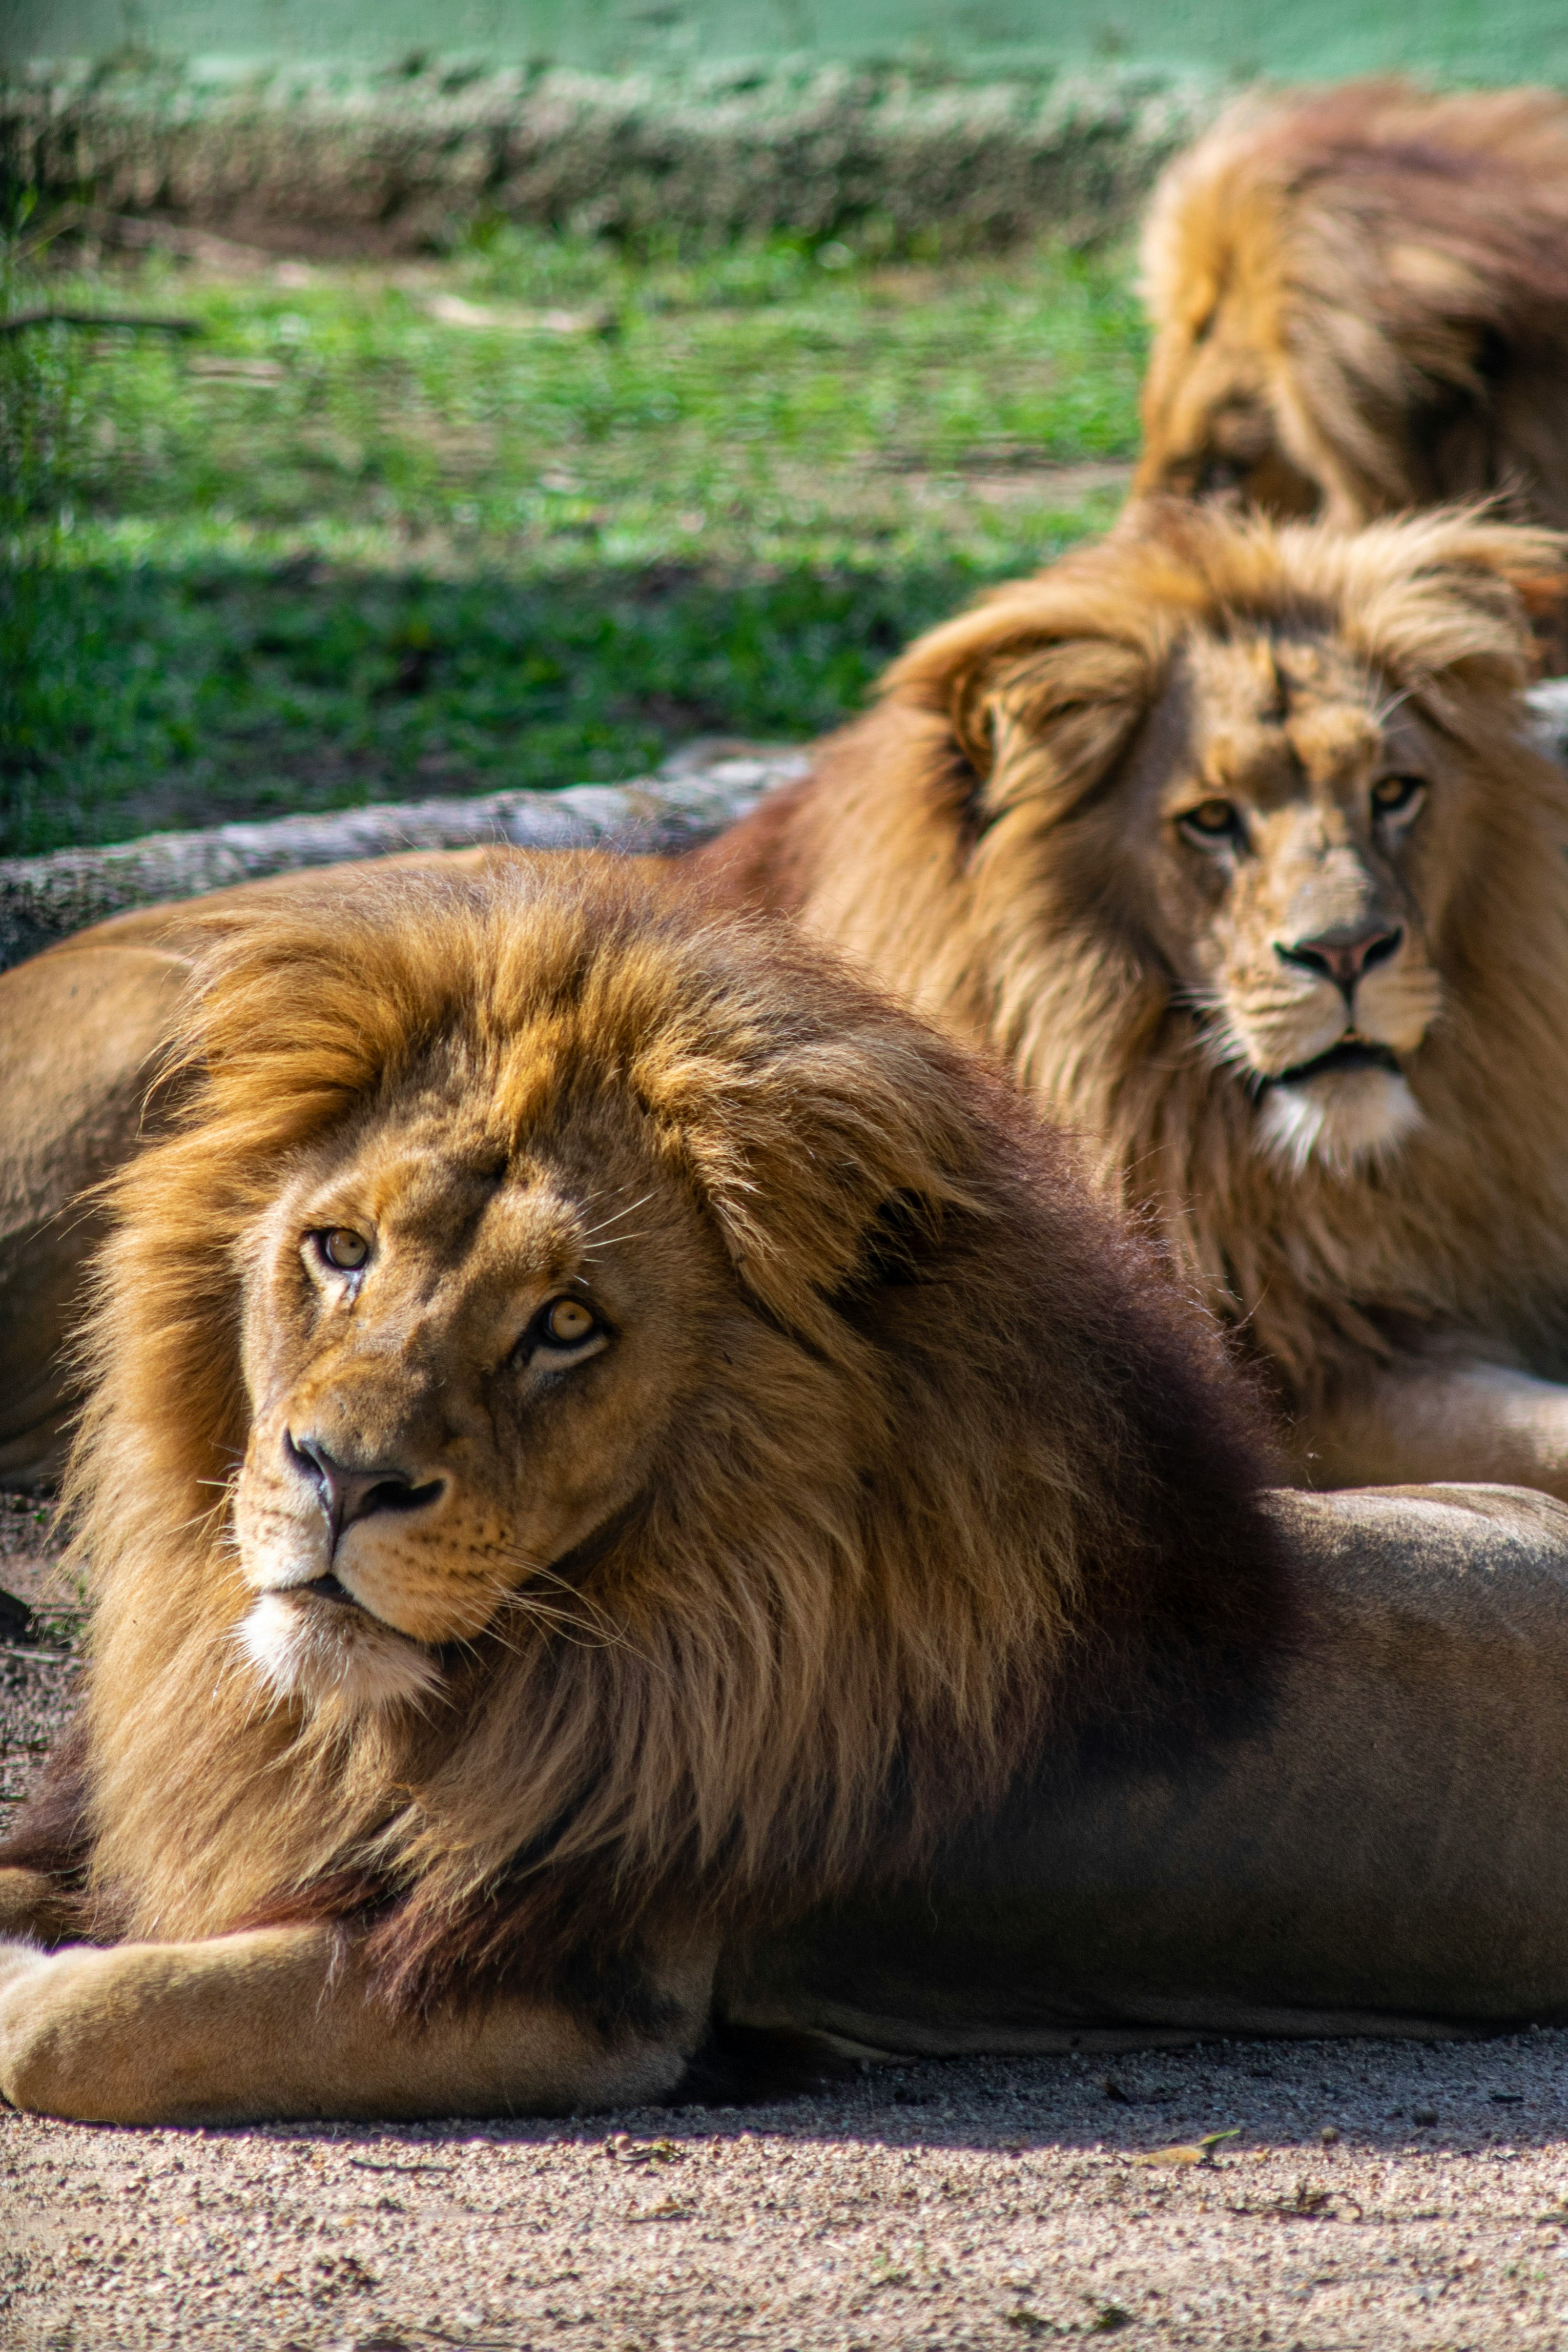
234 1085 725 1714
1133 152 1349 528
1110 627 1451 1173
1136 306 1325 522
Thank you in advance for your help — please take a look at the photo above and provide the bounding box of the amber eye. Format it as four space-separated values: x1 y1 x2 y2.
1180 797 1241 841
542 1296 597 1347
1372 774 1425 817
319 1228 369 1272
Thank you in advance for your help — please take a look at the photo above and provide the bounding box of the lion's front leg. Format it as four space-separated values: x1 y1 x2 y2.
0 1925 714 2124
1291 1359 1568 1501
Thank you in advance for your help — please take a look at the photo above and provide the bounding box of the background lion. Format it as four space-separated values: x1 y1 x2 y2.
696 500 1568 1497
1136 81 1568 553
0 856 1285 2120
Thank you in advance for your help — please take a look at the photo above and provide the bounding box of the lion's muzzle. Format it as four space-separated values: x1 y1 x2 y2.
285 1430 444 1560
238 1434 451 1710
1273 918 1404 1003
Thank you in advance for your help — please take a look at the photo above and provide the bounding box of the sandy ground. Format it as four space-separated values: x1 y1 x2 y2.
6 1507 1568 2350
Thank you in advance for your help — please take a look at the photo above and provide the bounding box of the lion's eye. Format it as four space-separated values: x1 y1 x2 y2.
1372 774 1425 818
1180 797 1241 842
318 1229 369 1272
542 1297 597 1347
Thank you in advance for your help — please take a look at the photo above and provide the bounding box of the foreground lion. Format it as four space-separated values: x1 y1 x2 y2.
1136 80 1568 540
0 856 1289 2118
695 502 1568 1495
13 861 1568 2123
12 864 1568 2122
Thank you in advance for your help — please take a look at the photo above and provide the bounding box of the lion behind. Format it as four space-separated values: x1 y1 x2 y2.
693 503 1568 1444
1136 79 1568 548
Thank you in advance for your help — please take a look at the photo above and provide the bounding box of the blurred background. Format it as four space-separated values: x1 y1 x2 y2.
0 1 1546 861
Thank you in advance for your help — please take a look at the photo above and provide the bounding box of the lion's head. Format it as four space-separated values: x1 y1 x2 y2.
60 858 1276 2014
226 1007 750 1720
1135 80 1568 539
700 502 1568 1405
1088 617 1445 1180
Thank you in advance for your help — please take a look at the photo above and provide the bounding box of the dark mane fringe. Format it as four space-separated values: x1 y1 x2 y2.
54 859 1289 2028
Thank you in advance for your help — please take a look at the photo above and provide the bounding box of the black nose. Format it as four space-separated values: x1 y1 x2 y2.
1275 921 1404 998
285 1432 442 1553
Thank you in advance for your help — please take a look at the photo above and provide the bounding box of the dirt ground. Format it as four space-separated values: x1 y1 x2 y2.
6 1505 1568 2351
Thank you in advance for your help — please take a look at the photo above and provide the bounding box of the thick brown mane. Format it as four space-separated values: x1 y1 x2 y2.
1136 79 1568 544
15 859 1280 2019
692 502 1568 1425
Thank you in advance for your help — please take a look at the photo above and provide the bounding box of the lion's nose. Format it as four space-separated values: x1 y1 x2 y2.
1195 456 1245 501
1274 920 1403 999
285 1431 442 1553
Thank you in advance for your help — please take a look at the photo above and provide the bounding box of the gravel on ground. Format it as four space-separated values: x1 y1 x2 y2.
5 1500 1568 2350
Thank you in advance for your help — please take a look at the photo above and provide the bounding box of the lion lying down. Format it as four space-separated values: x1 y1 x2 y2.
696 501 1568 1500
1135 79 1568 534
7 860 1568 2125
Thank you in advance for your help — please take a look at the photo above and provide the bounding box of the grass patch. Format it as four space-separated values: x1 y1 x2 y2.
1 222 1143 855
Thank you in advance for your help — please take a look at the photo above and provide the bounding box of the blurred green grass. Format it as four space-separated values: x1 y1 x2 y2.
0 221 1143 856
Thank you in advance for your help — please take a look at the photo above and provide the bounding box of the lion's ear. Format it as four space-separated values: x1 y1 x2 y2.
1455 528 1568 674
1340 513 1568 692
656 1025 986 1346
1432 520 1568 617
884 591 1157 815
823 1185 966 1322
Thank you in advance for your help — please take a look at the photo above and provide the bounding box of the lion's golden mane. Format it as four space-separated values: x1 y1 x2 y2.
696 502 1568 1423
8 860 1277 2024
1136 79 1568 541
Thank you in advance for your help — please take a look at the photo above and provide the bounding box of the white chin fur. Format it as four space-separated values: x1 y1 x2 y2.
238 1590 442 1715
1255 1066 1423 1177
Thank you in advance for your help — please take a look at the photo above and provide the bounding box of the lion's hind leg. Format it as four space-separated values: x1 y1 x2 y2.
0 1924 713 2124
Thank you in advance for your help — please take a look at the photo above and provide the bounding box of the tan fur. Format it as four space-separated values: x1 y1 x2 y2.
0 854 1274 2122
694 502 1568 1489
1136 80 1568 545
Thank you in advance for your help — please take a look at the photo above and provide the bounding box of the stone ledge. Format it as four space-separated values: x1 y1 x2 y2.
0 740 806 968
8 681 1564 971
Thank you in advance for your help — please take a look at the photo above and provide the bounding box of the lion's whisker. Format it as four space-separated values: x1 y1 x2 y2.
486 1556 662 1669
1370 683 1414 729
501 1599 620 1652
576 1190 657 1242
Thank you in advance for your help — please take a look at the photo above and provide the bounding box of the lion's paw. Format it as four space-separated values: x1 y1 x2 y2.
0 1935 53 1991
0 1941 92 2114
